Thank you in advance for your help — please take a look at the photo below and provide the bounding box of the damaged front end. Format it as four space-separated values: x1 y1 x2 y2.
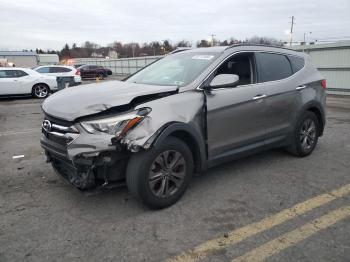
40 81 205 191
41 107 151 190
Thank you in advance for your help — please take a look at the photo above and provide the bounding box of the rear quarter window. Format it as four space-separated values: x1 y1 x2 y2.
255 52 293 83
288 55 305 73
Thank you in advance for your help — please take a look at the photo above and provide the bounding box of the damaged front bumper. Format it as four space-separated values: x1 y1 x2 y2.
41 117 129 190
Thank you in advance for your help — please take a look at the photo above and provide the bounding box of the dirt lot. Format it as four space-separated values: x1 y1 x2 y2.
0 90 349 262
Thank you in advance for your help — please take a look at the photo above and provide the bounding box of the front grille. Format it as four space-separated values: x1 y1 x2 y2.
42 115 79 147
45 114 74 127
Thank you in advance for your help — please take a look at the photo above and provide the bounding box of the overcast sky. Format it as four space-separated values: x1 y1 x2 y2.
1 0 350 50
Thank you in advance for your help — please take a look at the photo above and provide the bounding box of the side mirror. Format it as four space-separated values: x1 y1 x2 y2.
209 74 239 88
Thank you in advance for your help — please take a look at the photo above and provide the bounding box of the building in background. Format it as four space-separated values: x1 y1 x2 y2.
293 41 350 94
0 51 37 67
37 54 59 65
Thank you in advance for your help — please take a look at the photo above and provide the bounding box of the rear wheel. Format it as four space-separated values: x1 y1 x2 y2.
287 111 320 157
32 84 49 98
126 137 193 209
97 73 104 80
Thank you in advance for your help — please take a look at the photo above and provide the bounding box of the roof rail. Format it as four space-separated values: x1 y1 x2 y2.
168 47 192 54
225 43 292 51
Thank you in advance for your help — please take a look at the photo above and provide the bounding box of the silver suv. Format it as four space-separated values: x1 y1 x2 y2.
41 45 326 209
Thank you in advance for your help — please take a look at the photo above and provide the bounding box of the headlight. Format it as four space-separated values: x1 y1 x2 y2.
80 108 150 138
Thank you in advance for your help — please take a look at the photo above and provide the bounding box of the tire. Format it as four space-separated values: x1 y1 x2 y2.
97 73 104 80
32 84 50 98
287 111 320 157
126 136 193 209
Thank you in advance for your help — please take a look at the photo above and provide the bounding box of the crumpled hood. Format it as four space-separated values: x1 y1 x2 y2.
42 80 178 121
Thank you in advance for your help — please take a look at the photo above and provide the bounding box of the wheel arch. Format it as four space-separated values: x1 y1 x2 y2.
297 101 325 136
150 122 207 172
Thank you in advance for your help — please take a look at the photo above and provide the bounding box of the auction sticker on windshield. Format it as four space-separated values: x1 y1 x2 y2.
192 55 215 60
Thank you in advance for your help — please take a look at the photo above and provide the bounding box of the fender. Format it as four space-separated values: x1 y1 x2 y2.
148 122 207 172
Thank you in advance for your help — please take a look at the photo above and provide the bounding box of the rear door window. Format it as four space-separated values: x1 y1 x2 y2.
37 67 50 73
255 53 293 83
50 67 72 73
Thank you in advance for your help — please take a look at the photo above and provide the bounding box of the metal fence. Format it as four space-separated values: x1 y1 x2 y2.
73 42 350 94
72 56 163 76
293 42 350 94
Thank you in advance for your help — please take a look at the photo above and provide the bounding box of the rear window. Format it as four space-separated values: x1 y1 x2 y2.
288 55 305 73
255 52 293 83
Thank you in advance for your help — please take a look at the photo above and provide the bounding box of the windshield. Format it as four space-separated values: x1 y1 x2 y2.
126 52 218 86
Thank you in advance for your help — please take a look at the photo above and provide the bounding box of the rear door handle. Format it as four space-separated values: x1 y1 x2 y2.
296 85 306 90
252 94 267 100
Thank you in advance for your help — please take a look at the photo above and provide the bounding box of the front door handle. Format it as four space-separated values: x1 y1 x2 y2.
252 94 267 100
296 85 306 90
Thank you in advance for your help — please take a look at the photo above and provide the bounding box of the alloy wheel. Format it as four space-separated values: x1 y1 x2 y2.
300 118 317 151
34 85 48 98
148 150 186 198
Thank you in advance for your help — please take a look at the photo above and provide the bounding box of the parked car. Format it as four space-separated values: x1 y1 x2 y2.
0 67 57 98
41 45 326 209
34 65 81 86
77 65 110 79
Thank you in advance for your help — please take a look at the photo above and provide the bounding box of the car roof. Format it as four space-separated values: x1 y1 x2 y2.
0 67 31 70
225 44 306 57
179 44 305 58
36 65 73 68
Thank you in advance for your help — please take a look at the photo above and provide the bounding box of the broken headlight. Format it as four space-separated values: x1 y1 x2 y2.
80 108 150 138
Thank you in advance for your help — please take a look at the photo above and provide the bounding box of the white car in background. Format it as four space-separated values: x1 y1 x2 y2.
34 65 82 85
0 67 57 98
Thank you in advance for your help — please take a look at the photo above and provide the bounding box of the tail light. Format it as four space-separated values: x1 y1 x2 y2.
75 69 80 76
321 79 326 89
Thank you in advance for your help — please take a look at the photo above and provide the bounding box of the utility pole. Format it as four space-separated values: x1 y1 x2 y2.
289 16 295 46
303 31 312 43
210 34 216 46
131 43 136 58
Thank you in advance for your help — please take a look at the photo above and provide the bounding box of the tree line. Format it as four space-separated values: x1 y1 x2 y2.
34 36 283 60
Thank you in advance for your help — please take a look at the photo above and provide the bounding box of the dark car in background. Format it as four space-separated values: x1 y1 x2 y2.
77 65 112 79
73 64 85 69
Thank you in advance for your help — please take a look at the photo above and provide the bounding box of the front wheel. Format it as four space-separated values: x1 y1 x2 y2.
287 111 320 157
32 84 49 98
126 137 193 209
